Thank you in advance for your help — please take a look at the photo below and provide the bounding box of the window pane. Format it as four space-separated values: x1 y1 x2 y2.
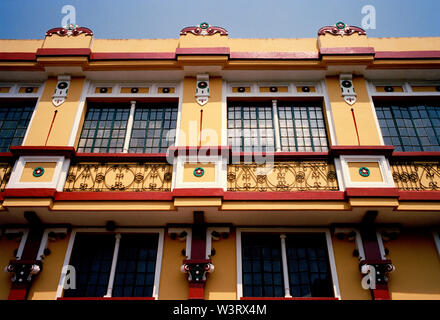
129 104 177 153
113 233 159 297
277 103 328 152
77 104 130 153
63 234 115 297
0 102 35 152
227 102 275 152
285 233 333 298
241 233 284 297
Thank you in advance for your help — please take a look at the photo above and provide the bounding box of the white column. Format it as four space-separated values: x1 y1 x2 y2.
104 233 121 297
280 234 292 298
123 101 136 153
272 99 281 152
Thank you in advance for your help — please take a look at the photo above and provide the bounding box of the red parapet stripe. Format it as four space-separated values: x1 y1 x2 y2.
0 152 13 160
230 52 319 60
0 52 37 61
57 297 155 300
320 47 375 55
3 188 57 198
330 145 394 156
172 188 224 198
90 52 176 60
74 152 168 162
345 188 399 198
391 151 440 159
36 48 91 57
168 146 231 157
9 146 76 158
223 191 345 201
398 191 440 201
55 191 173 201
230 151 330 161
375 51 440 59
241 297 339 300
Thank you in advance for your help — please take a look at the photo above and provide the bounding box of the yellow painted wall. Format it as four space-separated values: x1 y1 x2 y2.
92 39 179 52
24 77 85 146
43 34 92 49
228 38 317 53
368 37 440 52
20 162 56 183
319 33 369 49
183 163 216 183
325 76 381 145
0 238 19 300
348 162 383 183
179 77 223 146
205 231 237 300
180 33 228 48
158 233 188 300
28 234 70 300
387 229 440 300
331 236 371 300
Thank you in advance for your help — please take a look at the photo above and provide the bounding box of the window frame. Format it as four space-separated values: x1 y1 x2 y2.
56 228 165 300
236 228 341 300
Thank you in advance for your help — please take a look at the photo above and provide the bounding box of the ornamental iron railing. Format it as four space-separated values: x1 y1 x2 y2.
227 161 338 192
391 161 440 191
0 163 12 191
64 162 172 192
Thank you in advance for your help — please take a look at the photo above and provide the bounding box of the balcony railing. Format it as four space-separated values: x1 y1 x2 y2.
391 161 440 191
64 162 172 192
227 161 338 192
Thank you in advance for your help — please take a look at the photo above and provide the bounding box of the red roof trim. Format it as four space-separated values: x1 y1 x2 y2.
3 188 57 198
90 52 176 60
320 47 375 55
55 192 173 201
230 52 319 59
331 145 394 156
375 51 440 59
9 146 76 158
0 52 37 61
176 47 230 55
36 48 91 57
224 191 345 201
345 188 399 198
398 191 440 201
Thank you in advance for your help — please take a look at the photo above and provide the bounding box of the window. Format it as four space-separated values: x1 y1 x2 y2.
228 102 275 152
77 102 177 153
240 231 335 298
62 232 161 298
78 105 130 153
376 102 440 152
0 101 35 152
129 104 178 153
227 101 328 152
277 102 328 152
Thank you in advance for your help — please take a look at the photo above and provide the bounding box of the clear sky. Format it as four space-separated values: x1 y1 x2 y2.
0 0 439 39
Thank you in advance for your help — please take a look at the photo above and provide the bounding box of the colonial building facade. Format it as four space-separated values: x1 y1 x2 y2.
0 22 439 300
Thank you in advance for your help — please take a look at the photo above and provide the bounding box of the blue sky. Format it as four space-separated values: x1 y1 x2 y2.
0 0 439 39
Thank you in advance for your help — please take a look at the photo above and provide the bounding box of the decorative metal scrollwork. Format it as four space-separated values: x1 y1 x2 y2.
390 161 440 191
64 162 172 192
227 161 339 192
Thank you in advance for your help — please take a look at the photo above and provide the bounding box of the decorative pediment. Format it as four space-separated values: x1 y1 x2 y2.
318 21 366 36
46 24 93 37
180 22 228 36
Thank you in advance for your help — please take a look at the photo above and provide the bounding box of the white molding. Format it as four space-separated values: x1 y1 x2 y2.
36 228 68 260
338 155 395 189
87 81 179 98
365 80 385 145
56 158 71 192
221 80 228 146
0 82 44 99
321 79 338 146
376 231 387 260
123 101 136 153
174 155 228 190
5 228 29 260
168 227 192 259
55 227 165 300
67 79 90 146
272 100 282 152
22 81 47 145
236 228 341 300
333 227 365 261
226 81 323 98
205 227 230 259
104 233 121 297
174 80 184 148
369 80 440 97
6 156 66 189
